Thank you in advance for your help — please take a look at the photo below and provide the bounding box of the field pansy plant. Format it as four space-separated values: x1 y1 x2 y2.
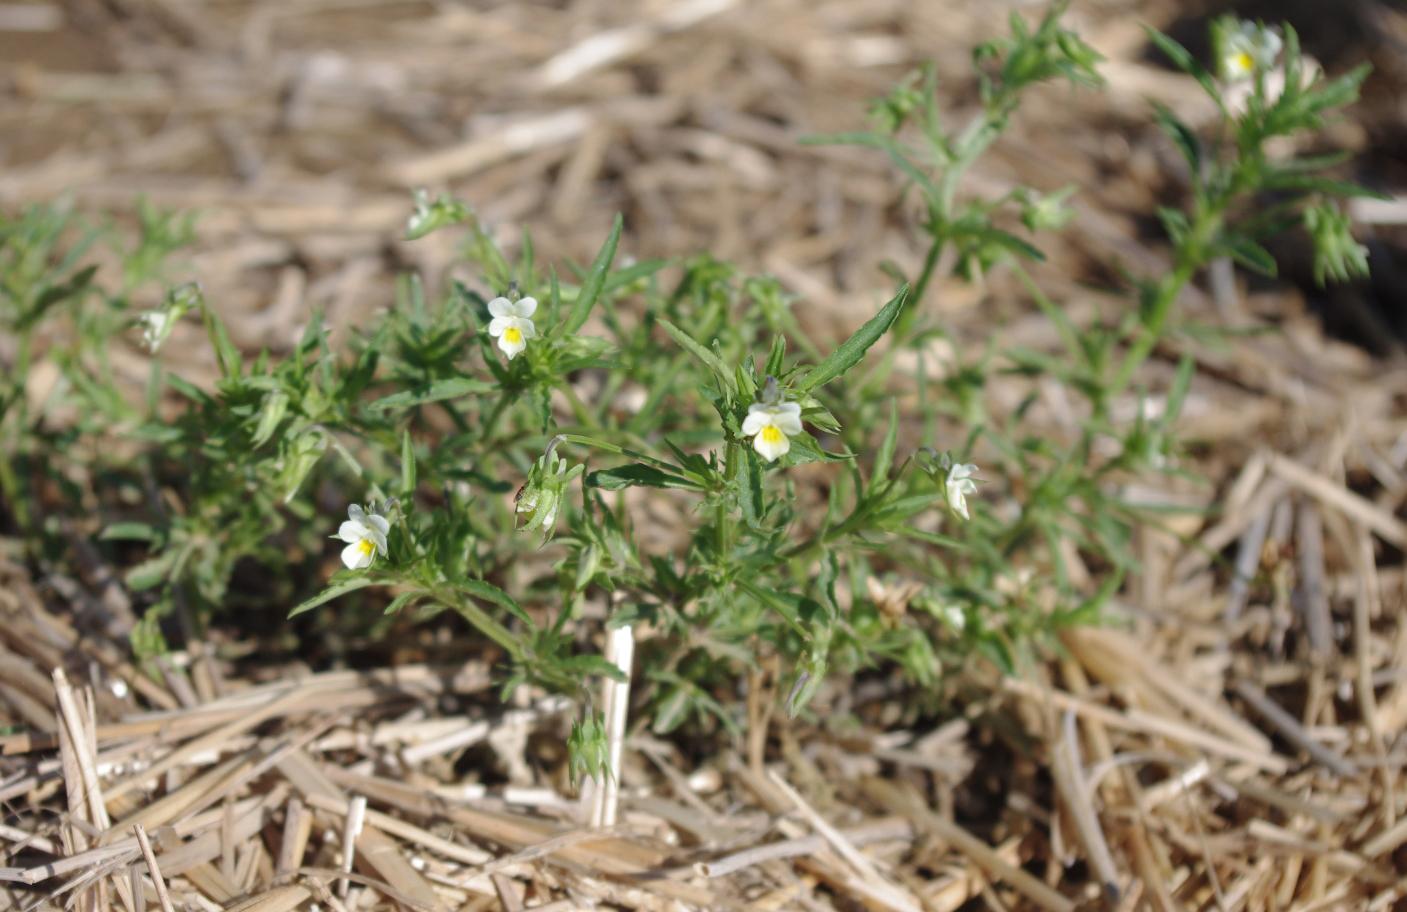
336 503 389 569
14 4 1365 774
488 295 537 360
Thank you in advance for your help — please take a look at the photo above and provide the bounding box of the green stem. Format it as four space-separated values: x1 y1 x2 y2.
441 588 524 661
480 391 512 442
1108 210 1220 397
895 108 1003 341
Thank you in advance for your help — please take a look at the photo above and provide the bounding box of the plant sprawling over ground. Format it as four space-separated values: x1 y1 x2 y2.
0 6 1376 774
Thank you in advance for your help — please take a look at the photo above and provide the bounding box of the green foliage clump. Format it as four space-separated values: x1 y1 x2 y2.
0 6 1378 774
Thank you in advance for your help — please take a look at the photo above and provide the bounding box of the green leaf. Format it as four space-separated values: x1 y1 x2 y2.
19 265 96 330
401 429 416 498
1151 102 1200 175
1219 235 1277 277
368 377 494 412
556 654 627 684
458 578 533 626
657 317 735 393
783 432 853 467
1163 355 1195 423
165 374 211 405
800 132 941 203
288 576 376 618
738 447 765 526
796 285 909 394
1144 27 1226 117
251 390 289 448
101 522 158 543
564 214 623 335
1259 173 1389 200
872 399 900 487
200 300 242 380
125 551 178 590
764 334 787 378
587 463 703 491
384 591 422 616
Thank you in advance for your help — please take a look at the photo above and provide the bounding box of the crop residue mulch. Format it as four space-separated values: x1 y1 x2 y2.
3 0 1407 909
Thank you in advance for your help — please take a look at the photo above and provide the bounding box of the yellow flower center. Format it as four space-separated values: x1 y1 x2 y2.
357 539 375 558
760 425 784 445
1233 51 1253 73
504 326 523 345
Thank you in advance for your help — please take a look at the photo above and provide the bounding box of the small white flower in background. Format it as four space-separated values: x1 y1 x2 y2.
137 310 169 352
487 296 537 360
1219 19 1281 82
135 282 202 354
933 599 966 632
742 400 803 463
336 503 389 570
945 462 980 521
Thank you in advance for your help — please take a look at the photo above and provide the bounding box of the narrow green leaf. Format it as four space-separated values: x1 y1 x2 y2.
1164 355 1195 422
564 214 623 335
1144 27 1226 117
458 578 533 626
657 317 735 392
368 377 493 412
764 334 787 378
1259 173 1389 200
288 576 375 618
125 552 177 591
200 301 242 380
586 463 703 491
101 522 158 542
796 285 909 394
384 591 422 616
738 448 765 525
873 399 900 487
1220 235 1277 277
556 654 627 683
401 429 416 498
800 133 941 202
251 390 289 448
1151 102 1201 175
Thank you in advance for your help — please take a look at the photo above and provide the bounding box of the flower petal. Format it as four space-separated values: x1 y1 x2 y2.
341 540 372 570
515 297 538 318
348 503 366 522
488 297 512 318
741 411 767 436
488 316 509 337
774 411 804 436
753 431 790 463
498 333 526 360
367 514 390 537
518 318 537 339
337 520 365 543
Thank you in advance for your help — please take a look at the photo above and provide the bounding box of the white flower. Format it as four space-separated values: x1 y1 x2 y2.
945 463 979 521
1221 21 1281 82
487 296 537 360
335 503 389 570
741 400 803 463
137 311 169 352
936 600 965 632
